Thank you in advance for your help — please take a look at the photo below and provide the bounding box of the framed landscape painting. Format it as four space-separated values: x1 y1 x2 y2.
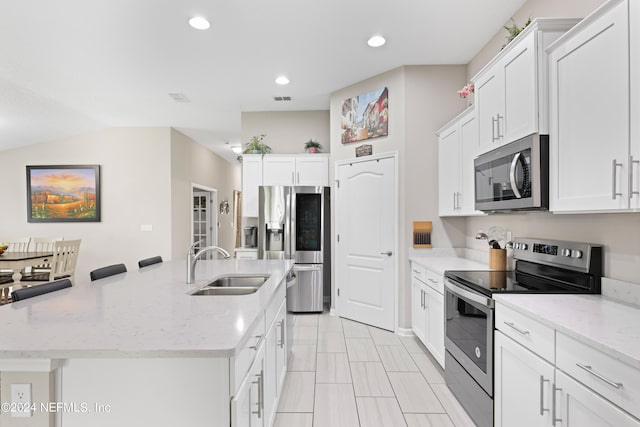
26 165 101 222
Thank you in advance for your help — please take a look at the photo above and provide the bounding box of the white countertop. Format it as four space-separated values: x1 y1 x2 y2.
0 259 293 359
494 294 640 370
410 256 488 276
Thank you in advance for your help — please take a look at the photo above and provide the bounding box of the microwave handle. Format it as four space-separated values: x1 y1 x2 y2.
510 153 523 199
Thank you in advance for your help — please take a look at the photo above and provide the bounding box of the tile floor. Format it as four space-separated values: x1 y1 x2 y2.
275 310 476 427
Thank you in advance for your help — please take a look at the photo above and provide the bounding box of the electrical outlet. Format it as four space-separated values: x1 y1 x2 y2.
10 383 32 418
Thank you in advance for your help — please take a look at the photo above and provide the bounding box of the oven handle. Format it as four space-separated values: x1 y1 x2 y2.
444 279 494 308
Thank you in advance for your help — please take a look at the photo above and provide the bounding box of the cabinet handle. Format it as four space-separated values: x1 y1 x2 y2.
491 116 498 142
630 155 639 199
420 289 424 308
497 114 504 138
412 269 421 274
504 321 530 336
249 335 264 350
297 171 300 184
552 384 562 423
428 278 438 284
612 159 623 199
576 363 623 389
277 320 285 349
540 376 550 415
251 369 264 418
456 192 461 210
453 192 457 210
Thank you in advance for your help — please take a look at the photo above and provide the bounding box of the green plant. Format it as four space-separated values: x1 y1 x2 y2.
243 134 271 154
502 18 532 49
304 139 322 153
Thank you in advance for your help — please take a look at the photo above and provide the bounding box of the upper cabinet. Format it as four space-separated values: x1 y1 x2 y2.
549 0 639 212
242 154 329 217
262 154 329 187
472 19 581 153
438 108 484 216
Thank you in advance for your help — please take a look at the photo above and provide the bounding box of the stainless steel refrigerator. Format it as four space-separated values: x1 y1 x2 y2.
258 186 330 312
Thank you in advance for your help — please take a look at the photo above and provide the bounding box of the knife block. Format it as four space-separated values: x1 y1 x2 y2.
489 248 507 270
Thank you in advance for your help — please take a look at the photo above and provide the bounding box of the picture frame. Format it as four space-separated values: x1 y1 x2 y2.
341 87 389 144
26 165 101 223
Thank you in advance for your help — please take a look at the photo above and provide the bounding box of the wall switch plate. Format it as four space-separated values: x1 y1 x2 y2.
141 224 153 232
10 383 32 417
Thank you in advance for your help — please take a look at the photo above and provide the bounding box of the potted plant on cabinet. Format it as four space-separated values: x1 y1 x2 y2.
243 134 271 154
304 139 322 153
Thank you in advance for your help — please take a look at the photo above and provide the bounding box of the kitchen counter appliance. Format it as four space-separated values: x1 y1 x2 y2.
474 133 549 212
258 186 330 312
444 238 602 427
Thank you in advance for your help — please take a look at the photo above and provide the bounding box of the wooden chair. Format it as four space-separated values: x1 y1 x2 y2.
90 263 127 281
26 237 63 273
138 256 163 268
3 238 31 252
11 279 72 302
20 239 81 284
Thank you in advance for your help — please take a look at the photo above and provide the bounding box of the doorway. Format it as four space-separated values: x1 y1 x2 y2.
335 153 398 332
192 185 218 259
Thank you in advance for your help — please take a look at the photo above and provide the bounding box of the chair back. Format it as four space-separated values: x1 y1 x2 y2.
49 239 81 282
138 256 163 268
3 238 31 252
90 263 127 281
30 237 63 252
11 279 72 302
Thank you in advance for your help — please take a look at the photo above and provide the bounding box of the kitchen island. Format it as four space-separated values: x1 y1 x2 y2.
0 259 294 427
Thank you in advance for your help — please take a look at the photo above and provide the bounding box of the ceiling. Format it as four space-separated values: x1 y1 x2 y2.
0 0 526 163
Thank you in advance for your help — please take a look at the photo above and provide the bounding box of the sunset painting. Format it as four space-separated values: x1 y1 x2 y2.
26 165 101 222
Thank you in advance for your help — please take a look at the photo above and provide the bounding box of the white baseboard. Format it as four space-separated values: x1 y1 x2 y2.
396 327 414 337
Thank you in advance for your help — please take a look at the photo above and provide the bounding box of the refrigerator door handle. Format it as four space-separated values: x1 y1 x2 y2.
285 187 293 259
293 265 322 272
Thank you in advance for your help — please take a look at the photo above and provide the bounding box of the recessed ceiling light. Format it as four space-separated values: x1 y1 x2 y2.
189 16 210 30
367 35 386 48
231 146 242 154
275 76 290 85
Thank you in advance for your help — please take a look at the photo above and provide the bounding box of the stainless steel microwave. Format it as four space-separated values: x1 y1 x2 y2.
474 133 549 212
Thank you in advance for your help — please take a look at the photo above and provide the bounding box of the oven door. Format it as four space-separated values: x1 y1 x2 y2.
444 279 494 396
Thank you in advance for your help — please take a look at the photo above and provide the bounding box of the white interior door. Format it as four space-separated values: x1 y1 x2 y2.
336 155 396 331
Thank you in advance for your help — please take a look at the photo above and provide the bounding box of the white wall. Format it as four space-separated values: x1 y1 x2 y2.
241 110 330 154
0 128 172 281
170 129 241 259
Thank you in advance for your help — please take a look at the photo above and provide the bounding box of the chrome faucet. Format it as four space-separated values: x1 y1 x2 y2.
186 241 231 284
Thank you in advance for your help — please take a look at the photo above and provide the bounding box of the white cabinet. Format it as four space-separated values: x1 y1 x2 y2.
232 342 265 427
437 108 484 216
472 19 579 151
264 299 287 426
494 331 554 427
262 155 329 186
242 155 263 217
410 262 444 367
548 0 639 212
555 370 640 427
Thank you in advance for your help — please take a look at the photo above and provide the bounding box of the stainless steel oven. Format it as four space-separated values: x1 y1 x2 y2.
444 238 602 427
474 133 548 212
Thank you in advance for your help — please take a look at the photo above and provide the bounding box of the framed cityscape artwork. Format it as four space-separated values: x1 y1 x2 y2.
341 87 389 144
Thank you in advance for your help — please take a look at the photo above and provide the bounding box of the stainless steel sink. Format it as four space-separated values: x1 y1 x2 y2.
190 274 270 296
205 275 270 288
191 287 259 296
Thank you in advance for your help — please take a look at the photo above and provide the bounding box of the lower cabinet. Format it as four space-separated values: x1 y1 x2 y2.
555 370 640 427
264 299 287 426
410 262 445 368
232 342 266 427
495 331 554 427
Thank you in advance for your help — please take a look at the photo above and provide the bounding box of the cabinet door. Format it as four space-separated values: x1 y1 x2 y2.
458 113 483 215
242 155 263 217
411 278 427 342
263 156 296 186
263 320 277 426
555 370 640 427
275 301 287 395
232 344 265 427
438 126 460 216
502 31 536 142
494 331 554 427
549 1 630 212
475 69 503 151
631 0 640 210
425 287 445 368
296 156 329 186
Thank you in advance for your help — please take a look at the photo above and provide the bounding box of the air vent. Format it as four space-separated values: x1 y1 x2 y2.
273 96 292 102
169 93 190 103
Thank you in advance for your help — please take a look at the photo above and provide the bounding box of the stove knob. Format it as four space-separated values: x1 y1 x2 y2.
521 243 528 250
571 250 583 259
561 248 572 257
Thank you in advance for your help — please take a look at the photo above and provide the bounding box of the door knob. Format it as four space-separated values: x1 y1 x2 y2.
380 251 393 256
